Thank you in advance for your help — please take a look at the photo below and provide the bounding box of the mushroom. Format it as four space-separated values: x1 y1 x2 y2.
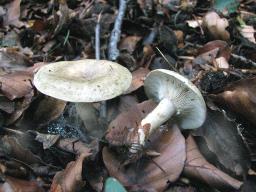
138 69 206 145
33 59 132 137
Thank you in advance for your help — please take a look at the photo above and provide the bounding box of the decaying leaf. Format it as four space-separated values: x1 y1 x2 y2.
0 71 33 100
50 153 88 192
203 12 230 40
193 110 250 177
0 176 44 192
184 136 243 191
119 35 142 54
0 134 43 165
239 25 256 44
103 124 186 192
20 95 66 127
34 132 60 150
56 138 92 156
209 77 256 126
124 67 150 94
3 0 23 27
105 100 157 146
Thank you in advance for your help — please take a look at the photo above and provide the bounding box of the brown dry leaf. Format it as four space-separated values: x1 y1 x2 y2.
0 176 44 192
0 48 32 72
124 67 150 94
22 96 66 127
50 153 89 192
119 35 142 54
0 71 33 100
56 138 92 156
184 136 243 191
3 0 23 27
209 77 256 126
105 100 157 146
203 12 230 41
6 92 34 125
0 135 43 164
197 40 231 61
103 124 186 192
239 25 256 44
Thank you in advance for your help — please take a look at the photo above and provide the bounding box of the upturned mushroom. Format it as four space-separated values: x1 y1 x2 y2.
33 59 132 136
138 69 206 145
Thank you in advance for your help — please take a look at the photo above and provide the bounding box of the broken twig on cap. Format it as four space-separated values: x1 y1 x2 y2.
108 0 128 61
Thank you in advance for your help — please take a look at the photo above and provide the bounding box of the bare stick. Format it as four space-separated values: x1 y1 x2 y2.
95 13 107 119
95 13 101 60
108 0 128 61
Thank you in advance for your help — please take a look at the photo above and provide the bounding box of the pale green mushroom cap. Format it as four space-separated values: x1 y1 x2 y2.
33 59 132 102
144 69 206 129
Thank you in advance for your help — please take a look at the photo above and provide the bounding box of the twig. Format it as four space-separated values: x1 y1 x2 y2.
95 13 107 119
95 13 102 60
108 0 128 61
231 53 256 67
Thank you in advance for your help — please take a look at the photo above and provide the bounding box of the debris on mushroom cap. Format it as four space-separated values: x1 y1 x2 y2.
33 59 132 102
144 69 206 129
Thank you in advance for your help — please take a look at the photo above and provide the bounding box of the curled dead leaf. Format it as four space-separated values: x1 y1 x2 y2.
103 124 186 192
209 77 256 126
50 154 88 192
184 136 243 191
203 12 230 41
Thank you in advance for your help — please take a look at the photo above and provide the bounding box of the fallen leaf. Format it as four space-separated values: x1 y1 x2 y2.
193 110 250 177
239 25 256 44
56 138 92 156
0 71 33 100
21 95 66 127
103 124 186 192
50 154 88 192
34 132 60 150
0 176 44 192
184 135 243 191
203 11 230 41
119 35 142 54
105 100 157 146
0 48 32 72
197 40 231 61
0 135 43 165
3 0 23 27
124 67 150 94
209 77 256 126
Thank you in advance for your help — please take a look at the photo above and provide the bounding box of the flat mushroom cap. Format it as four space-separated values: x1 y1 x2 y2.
33 59 132 102
144 69 206 129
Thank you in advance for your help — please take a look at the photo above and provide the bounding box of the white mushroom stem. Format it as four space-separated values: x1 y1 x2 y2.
138 98 176 145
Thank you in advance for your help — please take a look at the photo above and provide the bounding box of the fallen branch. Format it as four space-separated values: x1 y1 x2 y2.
108 0 128 61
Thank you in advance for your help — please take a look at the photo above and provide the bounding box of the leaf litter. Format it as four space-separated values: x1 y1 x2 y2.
0 0 255 191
